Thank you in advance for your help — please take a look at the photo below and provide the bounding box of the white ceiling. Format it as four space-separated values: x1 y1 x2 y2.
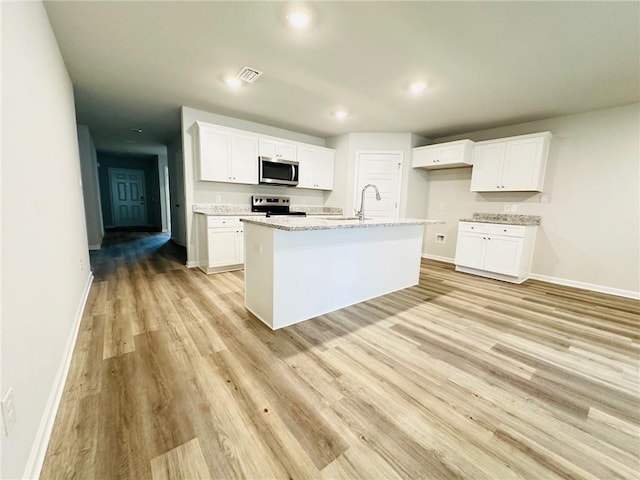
44 1 639 154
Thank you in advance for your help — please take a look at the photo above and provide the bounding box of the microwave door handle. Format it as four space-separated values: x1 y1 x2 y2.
291 164 295 181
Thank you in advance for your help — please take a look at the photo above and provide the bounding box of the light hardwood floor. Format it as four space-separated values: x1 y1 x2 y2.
41 232 640 479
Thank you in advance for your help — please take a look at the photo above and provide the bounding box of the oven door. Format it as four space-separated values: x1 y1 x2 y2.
259 157 299 186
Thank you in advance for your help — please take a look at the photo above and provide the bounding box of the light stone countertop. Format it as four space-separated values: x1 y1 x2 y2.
192 204 342 216
240 216 444 231
460 213 541 226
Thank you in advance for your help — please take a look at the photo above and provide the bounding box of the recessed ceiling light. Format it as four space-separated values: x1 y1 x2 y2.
334 110 348 120
225 77 242 89
409 81 427 94
288 11 310 29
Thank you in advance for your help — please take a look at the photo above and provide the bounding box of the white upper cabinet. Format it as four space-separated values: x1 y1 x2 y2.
195 122 258 184
412 139 474 169
297 145 335 190
470 132 552 192
194 121 335 188
259 138 297 161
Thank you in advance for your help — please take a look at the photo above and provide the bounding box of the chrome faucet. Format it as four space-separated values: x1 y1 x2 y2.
356 184 382 221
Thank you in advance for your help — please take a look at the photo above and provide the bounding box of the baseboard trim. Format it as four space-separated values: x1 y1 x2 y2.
421 253 638 299
22 272 94 479
529 273 639 300
186 260 199 268
421 253 455 264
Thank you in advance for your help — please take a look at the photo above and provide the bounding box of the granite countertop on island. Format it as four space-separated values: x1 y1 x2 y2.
460 213 541 226
240 216 444 231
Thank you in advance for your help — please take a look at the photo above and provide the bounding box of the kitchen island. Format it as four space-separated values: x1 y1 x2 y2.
241 216 442 329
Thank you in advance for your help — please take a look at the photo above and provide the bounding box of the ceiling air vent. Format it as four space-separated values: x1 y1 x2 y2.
237 66 263 84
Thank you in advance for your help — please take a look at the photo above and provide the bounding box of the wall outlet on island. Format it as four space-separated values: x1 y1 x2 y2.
503 205 511 213
215 194 221 203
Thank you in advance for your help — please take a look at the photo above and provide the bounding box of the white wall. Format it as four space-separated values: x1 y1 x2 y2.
1 2 93 477
420 103 640 297
77 124 104 249
181 106 329 265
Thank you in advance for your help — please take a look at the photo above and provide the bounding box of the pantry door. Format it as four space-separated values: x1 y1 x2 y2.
354 151 403 219
109 168 147 226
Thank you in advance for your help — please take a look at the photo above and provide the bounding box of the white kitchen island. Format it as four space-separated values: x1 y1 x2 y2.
240 216 442 329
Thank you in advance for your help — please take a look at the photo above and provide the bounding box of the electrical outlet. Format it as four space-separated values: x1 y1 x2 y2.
503 205 511 213
215 194 221 203
435 234 446 243
511 204 518 212
2 388 16 436
80 259 83 271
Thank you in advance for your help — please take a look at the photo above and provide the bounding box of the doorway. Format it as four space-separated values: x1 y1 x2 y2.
354 151 403 219
109 167 147 227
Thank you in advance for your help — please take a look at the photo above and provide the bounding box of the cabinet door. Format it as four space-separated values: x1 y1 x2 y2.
411 147 438 168
278 141 297 161
314 148 335 190
483 235 522 276
235 228 244 264
259 138 296 160
296 145 316 188
230 133 258 184
199 128 230 182
454 232 485 269
208 228 239 267
470 142 505 191
502 137 545 191
258 138 278 158
437 144 465 166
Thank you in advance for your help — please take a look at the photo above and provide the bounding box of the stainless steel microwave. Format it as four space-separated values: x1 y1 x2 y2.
258 156 299 186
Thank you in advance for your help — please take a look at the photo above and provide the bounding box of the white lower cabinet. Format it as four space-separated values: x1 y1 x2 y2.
454 221 537 283
197 215 245 273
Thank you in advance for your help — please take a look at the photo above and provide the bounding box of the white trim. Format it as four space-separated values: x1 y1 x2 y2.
529 273 639 300
422 253 455 264
88 244 101 251
22 272 94 480
186 260 199 268
422 254 639 299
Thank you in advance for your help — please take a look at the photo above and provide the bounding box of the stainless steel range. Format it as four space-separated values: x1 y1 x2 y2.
251 195 306 217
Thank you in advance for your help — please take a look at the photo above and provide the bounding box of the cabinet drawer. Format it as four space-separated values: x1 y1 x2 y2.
207 217 242 228
487 224 525 237
458 222 489 234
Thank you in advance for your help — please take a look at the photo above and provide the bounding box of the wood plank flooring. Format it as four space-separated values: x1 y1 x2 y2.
41 232 640 479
